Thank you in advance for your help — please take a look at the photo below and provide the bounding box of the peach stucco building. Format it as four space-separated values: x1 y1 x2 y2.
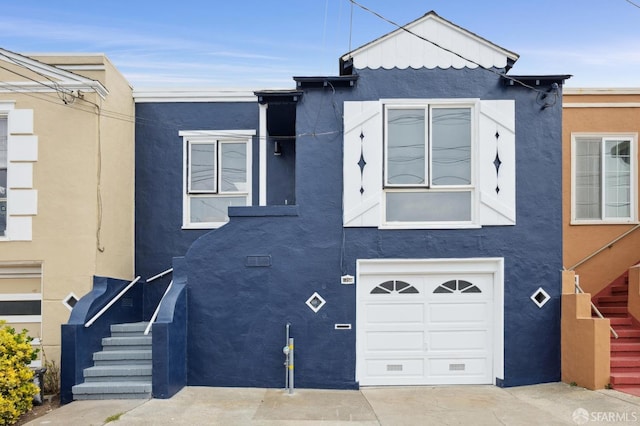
562 88 640 393
0 49 134 365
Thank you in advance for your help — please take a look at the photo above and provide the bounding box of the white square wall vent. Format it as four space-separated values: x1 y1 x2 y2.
62 292 79 311
531 287 550 308
305 292 326 313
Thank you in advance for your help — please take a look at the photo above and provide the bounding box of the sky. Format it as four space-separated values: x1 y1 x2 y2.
1 0 639 89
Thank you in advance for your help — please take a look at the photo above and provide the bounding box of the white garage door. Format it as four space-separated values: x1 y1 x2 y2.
357 259 502 386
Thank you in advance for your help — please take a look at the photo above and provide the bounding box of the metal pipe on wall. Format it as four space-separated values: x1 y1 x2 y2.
288 337 294 394
284 323 290 390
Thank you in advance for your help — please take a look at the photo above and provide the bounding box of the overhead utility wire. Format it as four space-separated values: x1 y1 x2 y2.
0 54 344 140
624 0 640 9
0 51 80 105
347 0 556 97
0 70 341 141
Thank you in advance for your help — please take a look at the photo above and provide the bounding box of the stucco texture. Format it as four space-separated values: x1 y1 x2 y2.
562 91 640 296
135 66 564 389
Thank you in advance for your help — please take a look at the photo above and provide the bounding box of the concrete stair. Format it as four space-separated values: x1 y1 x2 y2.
72 322 152 400
593 273 640 397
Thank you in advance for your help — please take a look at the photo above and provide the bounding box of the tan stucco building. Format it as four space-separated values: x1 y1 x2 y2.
0 49 134 366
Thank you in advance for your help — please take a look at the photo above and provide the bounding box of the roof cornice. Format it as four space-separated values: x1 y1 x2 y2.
0 48 108 98
564 88 640 95
133 88 265 103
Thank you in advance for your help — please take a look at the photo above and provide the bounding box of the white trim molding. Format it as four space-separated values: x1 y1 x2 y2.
134 88 262 103
563 103 640 108
564 88 640 95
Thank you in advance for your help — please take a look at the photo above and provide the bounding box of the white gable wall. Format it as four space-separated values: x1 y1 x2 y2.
343 13 518 71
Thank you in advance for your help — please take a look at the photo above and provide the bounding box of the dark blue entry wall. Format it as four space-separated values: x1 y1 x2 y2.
135 101 259 317
168 66 563 389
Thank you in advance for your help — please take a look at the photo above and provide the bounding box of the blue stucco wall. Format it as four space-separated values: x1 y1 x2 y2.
135 66 563 390
334 68 563 387
152 257 188 399
135 102 259 317
61 276 141 404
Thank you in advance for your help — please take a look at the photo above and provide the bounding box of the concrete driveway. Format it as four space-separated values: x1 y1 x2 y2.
24 382 640 425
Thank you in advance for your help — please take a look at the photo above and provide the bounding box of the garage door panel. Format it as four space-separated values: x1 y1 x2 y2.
357 262 499 386
366 358 424 378
367 331 424 351
428 303 488 325
428 330 489 351
427 357 491 383
366 303 423 324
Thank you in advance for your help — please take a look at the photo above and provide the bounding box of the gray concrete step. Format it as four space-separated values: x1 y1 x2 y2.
72 381 151 400
83 365 152 382
73 322 153 401
110 322 152 337
93 349 152 366
101 335 152 351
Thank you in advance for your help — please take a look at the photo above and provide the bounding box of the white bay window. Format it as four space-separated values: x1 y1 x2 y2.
343 99 515 229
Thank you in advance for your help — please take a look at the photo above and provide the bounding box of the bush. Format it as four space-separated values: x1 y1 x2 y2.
0 321 39 425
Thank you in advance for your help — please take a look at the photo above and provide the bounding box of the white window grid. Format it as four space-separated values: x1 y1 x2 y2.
571 133 638 224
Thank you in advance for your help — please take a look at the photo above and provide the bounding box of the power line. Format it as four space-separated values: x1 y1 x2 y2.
347 0 557 98
624 0 640 9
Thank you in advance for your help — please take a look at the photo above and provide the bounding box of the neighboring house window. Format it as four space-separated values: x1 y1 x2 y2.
0 103 37 241
180 130 254 228
0 116 6 234
572 134 636 223
384 104 473 223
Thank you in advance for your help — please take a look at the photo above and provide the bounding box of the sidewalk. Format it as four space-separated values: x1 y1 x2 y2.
24 382 640 425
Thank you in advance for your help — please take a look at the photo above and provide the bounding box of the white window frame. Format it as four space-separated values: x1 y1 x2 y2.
571 133 638 225
180 130 254 229
0 112 7 237
0 101 37 241
381 99 477 229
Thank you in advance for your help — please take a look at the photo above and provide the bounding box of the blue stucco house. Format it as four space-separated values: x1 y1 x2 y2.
62 11 570 401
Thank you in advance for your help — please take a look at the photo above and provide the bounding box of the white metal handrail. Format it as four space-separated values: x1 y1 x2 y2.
574 276 618 339
144 280 173 335
84 276 141 328
146 268 173 283
143 268 174 335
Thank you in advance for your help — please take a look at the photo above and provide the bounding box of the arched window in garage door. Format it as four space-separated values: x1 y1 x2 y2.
370 280 419 294
434 279 481 294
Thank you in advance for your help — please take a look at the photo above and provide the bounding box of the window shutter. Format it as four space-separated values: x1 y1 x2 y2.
478 100 516 225
343 101 382 227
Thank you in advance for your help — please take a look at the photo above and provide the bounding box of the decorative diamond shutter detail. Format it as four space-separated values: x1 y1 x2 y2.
478 100 516 225
343 101 383 227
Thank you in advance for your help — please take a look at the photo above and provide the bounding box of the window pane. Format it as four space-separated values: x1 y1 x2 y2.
386 191 471 222
190 196 247 223
387 109 425 185
190 143 216 192
432 108 471 185
575 138 601 219
604 140 631 218
220 142 247 192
